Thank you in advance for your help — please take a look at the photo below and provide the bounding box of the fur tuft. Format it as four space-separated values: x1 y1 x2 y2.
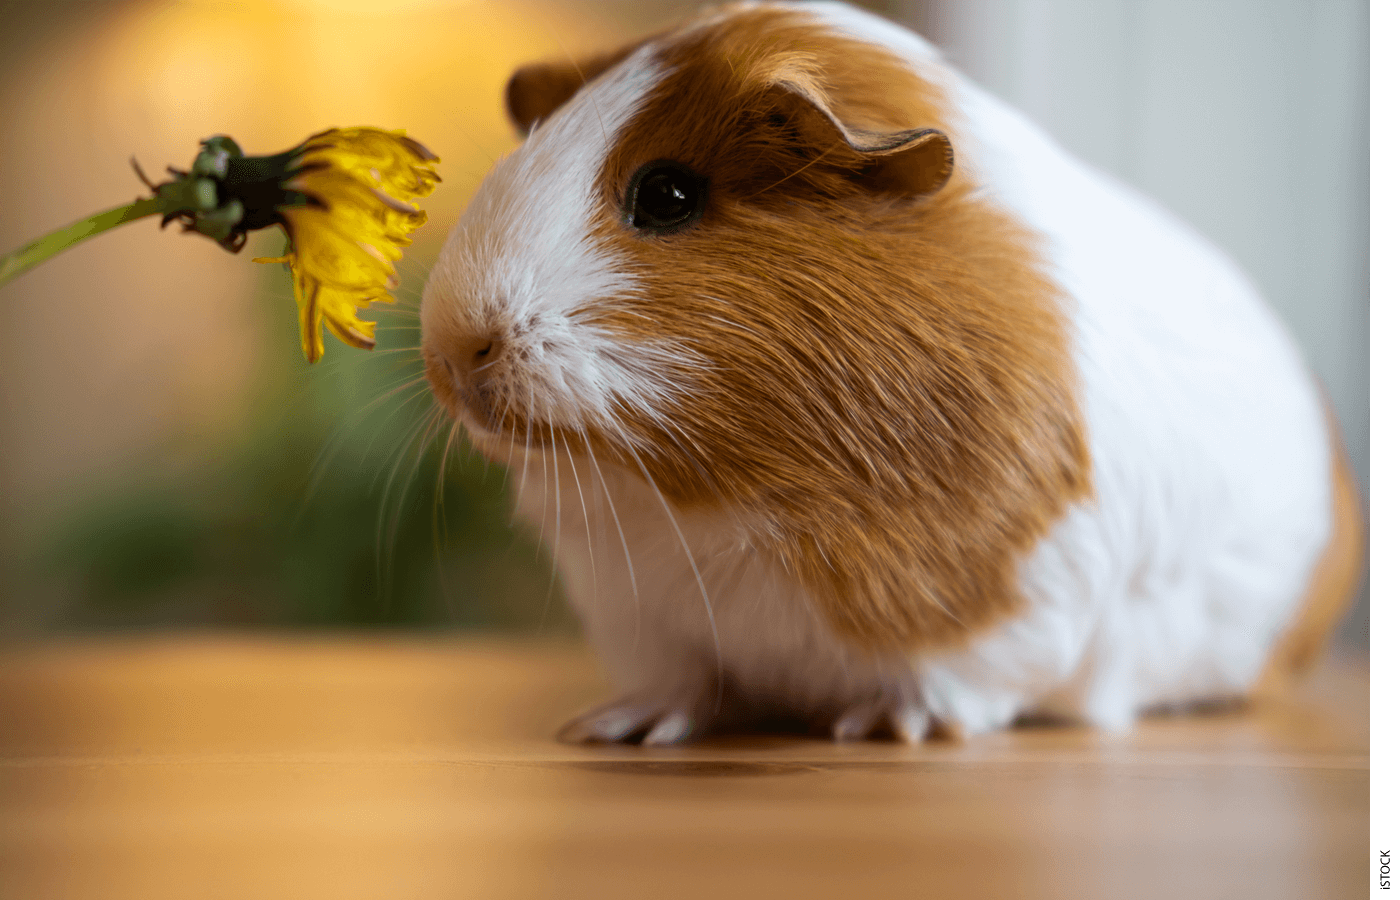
587 8 1091 649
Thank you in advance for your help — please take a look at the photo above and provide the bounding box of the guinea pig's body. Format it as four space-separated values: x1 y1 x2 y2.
422 1 1361 743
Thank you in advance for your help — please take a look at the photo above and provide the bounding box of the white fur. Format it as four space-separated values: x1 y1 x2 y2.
427 3 1335 740
802 3 1332 731
423 47 694 437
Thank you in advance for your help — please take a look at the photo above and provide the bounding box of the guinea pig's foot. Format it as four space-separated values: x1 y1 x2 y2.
831 695 945 744
557 686 718 746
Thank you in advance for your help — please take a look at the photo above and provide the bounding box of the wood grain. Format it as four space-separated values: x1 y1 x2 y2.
0 637 1367 899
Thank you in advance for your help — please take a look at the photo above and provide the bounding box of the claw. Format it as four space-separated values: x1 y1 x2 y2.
829 694 940 744
831 699 883 742
557 686 716 745
892 705 932 744
641 709 696 746
557 697 663 744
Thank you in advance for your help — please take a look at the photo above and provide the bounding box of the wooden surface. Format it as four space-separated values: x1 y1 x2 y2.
0 636 1368 899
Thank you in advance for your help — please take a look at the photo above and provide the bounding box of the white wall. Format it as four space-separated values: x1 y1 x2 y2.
895 0 1369 642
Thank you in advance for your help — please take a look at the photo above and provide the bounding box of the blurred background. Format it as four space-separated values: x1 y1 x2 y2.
0 0 1368 646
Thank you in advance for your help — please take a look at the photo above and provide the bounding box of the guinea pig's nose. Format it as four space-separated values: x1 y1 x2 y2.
436 330 505 426
463 333 502 374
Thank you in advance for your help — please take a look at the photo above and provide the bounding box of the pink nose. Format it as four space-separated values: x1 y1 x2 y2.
429 330 504 426
459 333 502 376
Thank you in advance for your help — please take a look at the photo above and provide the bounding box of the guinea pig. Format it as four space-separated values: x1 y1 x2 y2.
420 1 1362 744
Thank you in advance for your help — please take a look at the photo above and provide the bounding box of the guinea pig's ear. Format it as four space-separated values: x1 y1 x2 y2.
505 43 643 135
772 79 955 196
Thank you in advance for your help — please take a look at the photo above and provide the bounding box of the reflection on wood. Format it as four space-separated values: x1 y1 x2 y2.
0 637 1368 899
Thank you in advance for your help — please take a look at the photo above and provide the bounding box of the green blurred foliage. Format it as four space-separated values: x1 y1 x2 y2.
21 240 570 633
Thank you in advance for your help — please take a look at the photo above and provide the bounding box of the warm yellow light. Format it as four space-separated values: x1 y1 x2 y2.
0 0 651 503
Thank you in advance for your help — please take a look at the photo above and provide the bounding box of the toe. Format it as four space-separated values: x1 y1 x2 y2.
641 709 696 746
556 698 661 744
892 705 932 744
831 700 883 742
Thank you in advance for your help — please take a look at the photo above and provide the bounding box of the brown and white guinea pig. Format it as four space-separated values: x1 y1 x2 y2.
420 1 1362 743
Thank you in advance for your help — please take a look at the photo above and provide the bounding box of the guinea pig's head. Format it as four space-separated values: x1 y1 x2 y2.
421 5 1091 651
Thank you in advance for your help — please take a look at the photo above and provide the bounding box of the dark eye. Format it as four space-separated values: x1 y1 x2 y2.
626 160 707 233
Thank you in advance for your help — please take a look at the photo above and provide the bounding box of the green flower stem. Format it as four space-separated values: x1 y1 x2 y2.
0 196 165 288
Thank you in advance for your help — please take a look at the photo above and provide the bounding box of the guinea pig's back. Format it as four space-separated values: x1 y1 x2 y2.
781 2 1352 723
804 4 1336 537
951 71 1348 703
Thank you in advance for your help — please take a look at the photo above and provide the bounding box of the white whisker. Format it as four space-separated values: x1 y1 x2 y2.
515 386 536 524
541 19 614 147
536 414 564 631
373 400 446 607
563 429 598 604
503 413 520 498
358 383 434 468
296 375 430 524
583 429 641 651
619 436 723 708
429 420 462 624
549 414 564 565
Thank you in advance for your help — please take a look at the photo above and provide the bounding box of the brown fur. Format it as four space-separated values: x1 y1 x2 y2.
1255 409 1365 694
535 8 1093 651
505 42 647 135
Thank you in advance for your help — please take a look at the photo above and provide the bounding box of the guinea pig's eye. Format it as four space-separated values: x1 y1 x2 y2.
626 160 707 233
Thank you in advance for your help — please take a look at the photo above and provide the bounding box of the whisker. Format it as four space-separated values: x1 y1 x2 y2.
384 415 451 615
549 414 564 568
563 429 598 605
515 387 537 524
502 412 520 499
583 429 641 651
748 145 837 199
431 418 464 623
651 415 722 499
373 401 446 611
375 296 424 309
375 400 444 523
358 383 434 468
363 355 433 382
368 308 426 321
543 20 613 146
619 435 723 709
295 374 430 524
535 414 564 631
435 112 507 175
395 255 435 281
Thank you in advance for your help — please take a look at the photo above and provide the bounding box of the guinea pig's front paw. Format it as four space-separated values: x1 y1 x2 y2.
830 694 953 744
556 685 719 746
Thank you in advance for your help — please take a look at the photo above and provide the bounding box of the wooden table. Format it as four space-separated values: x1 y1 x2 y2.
0 636 1368 899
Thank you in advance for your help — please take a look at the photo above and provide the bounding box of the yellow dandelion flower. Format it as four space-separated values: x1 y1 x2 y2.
251 128 441 362
0 127 440 364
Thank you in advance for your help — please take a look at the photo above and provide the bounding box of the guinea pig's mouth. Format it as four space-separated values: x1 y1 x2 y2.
422 349 550 463
424 351 500 429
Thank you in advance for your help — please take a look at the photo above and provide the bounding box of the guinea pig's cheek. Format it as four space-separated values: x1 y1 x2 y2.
420 48 678 446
